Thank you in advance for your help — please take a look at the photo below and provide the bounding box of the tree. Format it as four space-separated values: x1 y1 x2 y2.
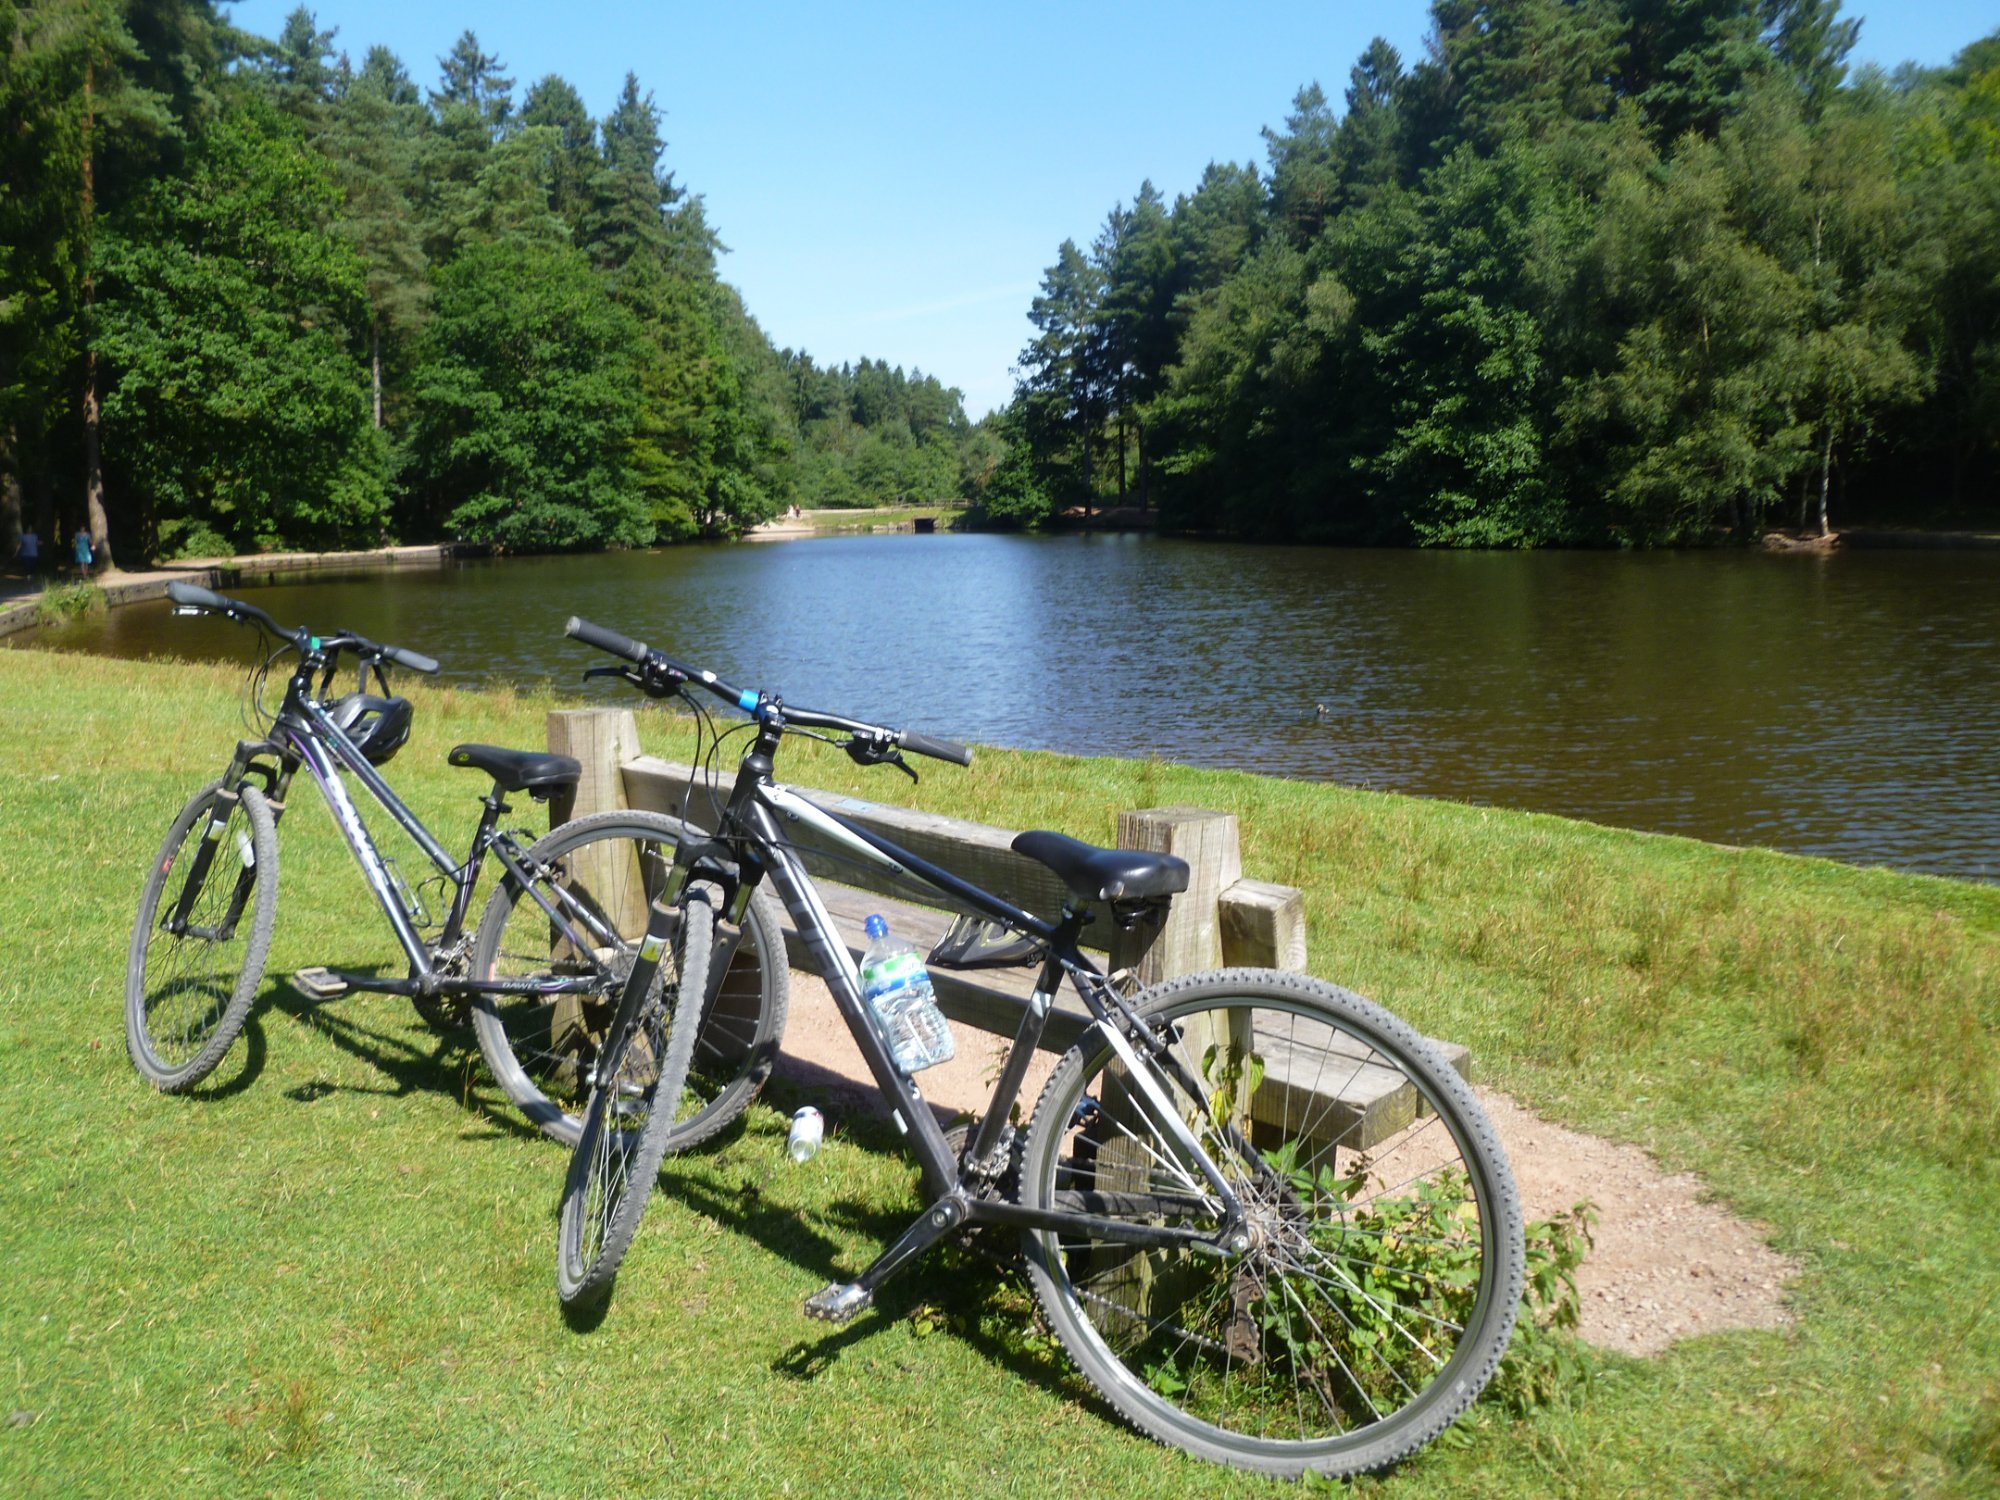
430 29 511 141
94 93 385 556
517 74 600 228
402 237 652 550
1014 239 1106 510
322 44 430 434
1263 83 1341 246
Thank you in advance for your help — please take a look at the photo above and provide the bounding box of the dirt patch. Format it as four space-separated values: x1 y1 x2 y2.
771 973 1796 1357
1474 1090 1795 1355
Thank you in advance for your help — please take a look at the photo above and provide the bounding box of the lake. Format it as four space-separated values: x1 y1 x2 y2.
15 533 1999 882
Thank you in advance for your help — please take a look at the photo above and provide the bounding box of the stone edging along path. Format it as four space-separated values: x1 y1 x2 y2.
0 542 462 639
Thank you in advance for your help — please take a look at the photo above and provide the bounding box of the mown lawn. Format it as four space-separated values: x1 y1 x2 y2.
0 645 1994 1497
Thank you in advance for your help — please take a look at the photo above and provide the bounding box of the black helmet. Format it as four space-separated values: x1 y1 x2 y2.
327 692 414 766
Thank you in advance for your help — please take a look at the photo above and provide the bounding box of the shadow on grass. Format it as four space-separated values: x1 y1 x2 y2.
179 1009 269 1099
262 973 549 1144
653 1094 1095 1415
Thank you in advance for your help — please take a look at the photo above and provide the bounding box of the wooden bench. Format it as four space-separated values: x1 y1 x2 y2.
547 709 1470 1148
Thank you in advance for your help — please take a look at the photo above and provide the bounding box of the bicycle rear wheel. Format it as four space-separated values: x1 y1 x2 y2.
1018 968 1523 1478
469 811 788 1148
555 888 713 1311
126 780 279 1091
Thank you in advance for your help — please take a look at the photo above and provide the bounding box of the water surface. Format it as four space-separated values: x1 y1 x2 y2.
16 534 1998 881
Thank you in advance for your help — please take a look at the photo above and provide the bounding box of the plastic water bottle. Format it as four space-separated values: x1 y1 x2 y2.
787 1105 824 1163
858 914 955 1074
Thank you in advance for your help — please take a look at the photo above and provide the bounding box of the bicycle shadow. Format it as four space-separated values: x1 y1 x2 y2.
175 1009 270 1100
650 1101 1099 1412
259 972 547 1143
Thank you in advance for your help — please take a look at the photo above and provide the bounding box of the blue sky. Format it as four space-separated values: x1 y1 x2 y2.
228 1 1998 419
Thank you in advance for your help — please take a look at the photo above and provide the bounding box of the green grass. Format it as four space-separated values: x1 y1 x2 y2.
1 647 1995 1496
801 505 956 532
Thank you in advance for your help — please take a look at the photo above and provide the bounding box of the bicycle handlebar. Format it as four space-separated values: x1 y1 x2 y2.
564 614 972 767
165 580 440 675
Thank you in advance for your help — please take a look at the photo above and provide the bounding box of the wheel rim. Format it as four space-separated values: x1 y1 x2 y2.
485 830 674 1118
480 821 780 1147
1027 990 1508 1457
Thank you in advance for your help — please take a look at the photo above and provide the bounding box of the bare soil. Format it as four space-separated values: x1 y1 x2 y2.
769 972 1796 1357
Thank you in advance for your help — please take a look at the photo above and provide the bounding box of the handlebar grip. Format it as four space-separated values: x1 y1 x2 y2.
900 730 973 767
565 615 650 664
383 644 440 675
166 581 230 611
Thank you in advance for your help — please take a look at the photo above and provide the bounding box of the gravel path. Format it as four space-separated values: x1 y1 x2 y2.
769 971 1796 1356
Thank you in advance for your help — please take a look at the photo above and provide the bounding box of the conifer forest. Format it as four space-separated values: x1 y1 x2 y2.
3 2 1996 561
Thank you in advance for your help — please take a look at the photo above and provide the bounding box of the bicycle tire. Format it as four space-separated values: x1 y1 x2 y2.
469 811 789 1149
555 888 714 1310
1017 968 1523 1479
125 780 280 1091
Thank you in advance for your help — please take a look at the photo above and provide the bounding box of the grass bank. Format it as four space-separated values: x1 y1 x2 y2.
0 647 1994 1496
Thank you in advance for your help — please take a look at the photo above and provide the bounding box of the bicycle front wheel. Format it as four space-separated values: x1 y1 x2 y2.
469 811 789 1148
1018 968 1523 1479
555 888 713 1311
125 780 279 1091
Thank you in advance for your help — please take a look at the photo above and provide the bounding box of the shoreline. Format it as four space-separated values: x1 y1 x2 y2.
0 541 465 639
7 521 1995 640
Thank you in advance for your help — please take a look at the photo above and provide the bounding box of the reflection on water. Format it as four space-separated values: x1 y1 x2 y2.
15 534 1999 882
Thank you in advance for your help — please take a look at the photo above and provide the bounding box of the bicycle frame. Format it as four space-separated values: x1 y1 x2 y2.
685 738 1252 1302
213 677 626 1004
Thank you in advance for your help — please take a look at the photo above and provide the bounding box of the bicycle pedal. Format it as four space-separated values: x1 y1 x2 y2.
803 1282 872 1324
291 967 350 1000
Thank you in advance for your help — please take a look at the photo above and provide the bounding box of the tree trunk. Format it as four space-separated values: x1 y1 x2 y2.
1816 426 1833 538
1138 420 1150 513
1081 413 1092 521
1117 409 1127 500
371 321 384 429
80 62 111 568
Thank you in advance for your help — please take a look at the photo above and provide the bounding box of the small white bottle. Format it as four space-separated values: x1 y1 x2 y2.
858 914 955 1074
787 1106 824 1163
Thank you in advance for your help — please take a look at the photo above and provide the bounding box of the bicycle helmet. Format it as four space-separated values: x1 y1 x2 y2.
327 692 414 766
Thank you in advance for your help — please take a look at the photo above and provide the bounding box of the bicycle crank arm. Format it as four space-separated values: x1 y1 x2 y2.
805 1192 971 1323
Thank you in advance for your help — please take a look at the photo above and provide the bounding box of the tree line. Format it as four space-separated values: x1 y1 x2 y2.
996 1 2000 545
0 1 985 566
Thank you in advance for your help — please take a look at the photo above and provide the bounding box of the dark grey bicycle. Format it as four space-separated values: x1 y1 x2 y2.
123 583 789 1273
558 616 1526 1480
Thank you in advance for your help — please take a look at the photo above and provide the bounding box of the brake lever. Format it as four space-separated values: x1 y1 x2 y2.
582 665 635 683
844 738 918 783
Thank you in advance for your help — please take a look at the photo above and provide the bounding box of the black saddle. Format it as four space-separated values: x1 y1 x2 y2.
448 743 582 795
1012 830 1191 904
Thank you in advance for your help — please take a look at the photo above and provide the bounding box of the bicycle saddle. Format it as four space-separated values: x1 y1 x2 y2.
447 743 583 794
1011 830 1191 903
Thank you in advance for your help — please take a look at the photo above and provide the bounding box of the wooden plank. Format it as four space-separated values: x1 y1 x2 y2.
1220 878 1309 971
621 755 1080 934
775 882 1093 1054
1244 1020 1472 1151
774 880 1467 1143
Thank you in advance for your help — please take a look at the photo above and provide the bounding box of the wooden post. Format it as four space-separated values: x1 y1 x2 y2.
547 708 641 826
1105 806 1255 1142
544 707 647 937
1108 806 1241 985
